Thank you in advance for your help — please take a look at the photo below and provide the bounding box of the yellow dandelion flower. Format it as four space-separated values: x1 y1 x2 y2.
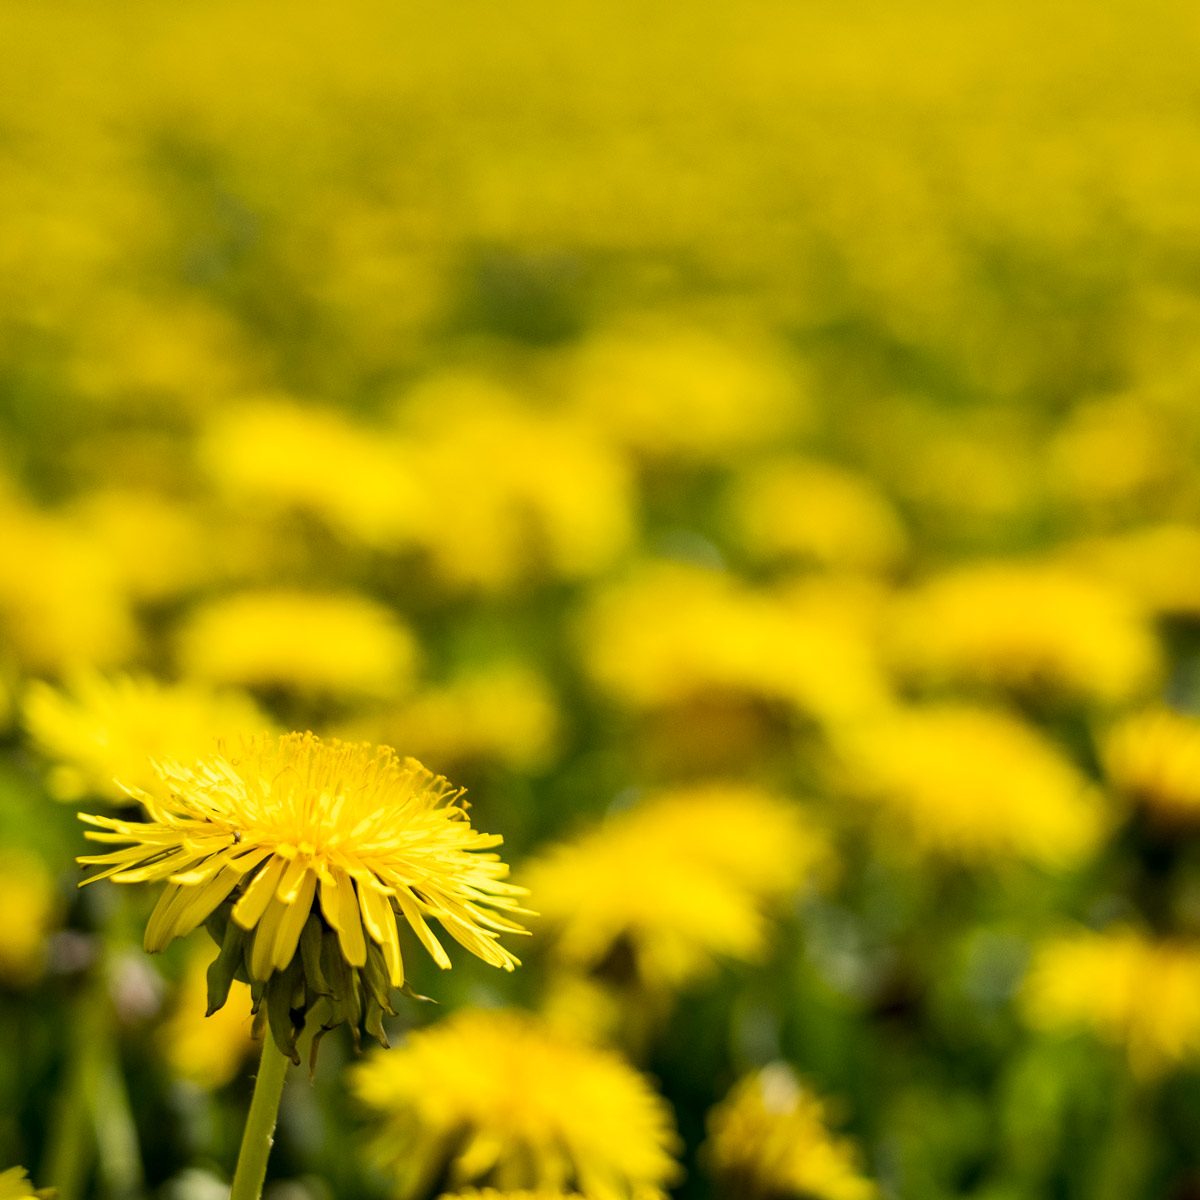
834 705 1106 868
439 1192 580 1200
78 733 527 1060
525 783 831 992
394 375 636 592
705 1065 877 1200
579 562 891 727
351 1008 680 1200
24 671 270 804
1102 706 1200 824
350 663 561 774
198 398 418 550
1022 927 1200 1078
566 318 806 463
0 1166 52 1200
726 456 908 574
176 590 417 702
0 502 137 674
887 561 1162 708
1068 524 1200 620
0 851 59 987
160 945 255 1090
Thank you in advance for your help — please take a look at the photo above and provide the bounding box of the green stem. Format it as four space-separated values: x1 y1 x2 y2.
229 1037 291 1200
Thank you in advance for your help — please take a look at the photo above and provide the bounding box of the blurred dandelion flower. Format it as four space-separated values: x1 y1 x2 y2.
580 562 891 726
835 705 1106 867
705 1065 876 1200
526 783 831 992
25 671 269 804
351 1008 680 1200
439 1192 581 1200
177 590 417 702
726 456 908 575
1022 927 1200 1078
1101 706 1200 824
887 561 1162 708
1069 524 1200 620
160 944 255 1090
0 1166 52 1200
0 852 59 986
78 733 527 1060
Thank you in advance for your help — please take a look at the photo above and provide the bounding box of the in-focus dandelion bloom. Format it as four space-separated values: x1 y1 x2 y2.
1022 927 1200 1078
705 1065 876 1200
351 1008 680 1200
25 671 269 804
526 783 831 994
1101 706 1200 824
78 733 527 1060
834 705 1106 867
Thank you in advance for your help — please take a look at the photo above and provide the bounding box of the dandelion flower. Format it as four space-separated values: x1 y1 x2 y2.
0 1166 52 1200
176 590 418 702
25 671 269 804
0 852 59 986
1101 706 1200 824
886 561 1162 708
351 1008 680 1200
525 783 831 992
160 944 255 1090
78 733 527 1060
1022 927 1200 1078
726 456 908 574
834 705 1106 868
705 1065 877 1200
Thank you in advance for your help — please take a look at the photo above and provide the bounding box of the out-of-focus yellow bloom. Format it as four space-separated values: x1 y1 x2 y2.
66 489 211 604
176 589 417 701
0 1166 51 1200
79 733 526 1058
198 399 417 550
1101 707 1200 824
0 503 137 675
1022 927 1200 1078
354 663 561 774
834 705 1106 868
1069 524 1200 620
705 1065 877 1200
1047 395 1186 513
525 783 831 992
160 944 254 1089
439 1191 581 1200
393 375 636 592
566 318 806 463
887 562 1162 708
0 852 58 986
351 1008 680 1200
726 457 908 574
580 562 891 726
24 671 269 804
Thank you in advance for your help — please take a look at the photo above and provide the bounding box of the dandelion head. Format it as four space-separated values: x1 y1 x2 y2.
705 1065 877 1200
78 733 528 1062
1101 706 1200 825
351 1008 681 1200
1022 927 1200 1078
24 671 269 805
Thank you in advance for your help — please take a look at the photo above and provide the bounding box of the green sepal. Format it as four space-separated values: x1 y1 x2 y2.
206 915 248 1016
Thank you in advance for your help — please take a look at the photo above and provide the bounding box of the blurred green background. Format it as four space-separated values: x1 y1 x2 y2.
3 1 1200 1197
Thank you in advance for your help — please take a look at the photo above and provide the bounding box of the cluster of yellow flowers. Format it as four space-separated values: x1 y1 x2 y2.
7 0 1200 1197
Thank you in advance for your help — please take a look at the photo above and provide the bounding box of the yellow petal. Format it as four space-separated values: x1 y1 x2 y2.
271 868 316 972
232 856 286 931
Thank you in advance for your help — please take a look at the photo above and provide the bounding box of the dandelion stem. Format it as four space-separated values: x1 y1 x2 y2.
229 1036 290 1200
